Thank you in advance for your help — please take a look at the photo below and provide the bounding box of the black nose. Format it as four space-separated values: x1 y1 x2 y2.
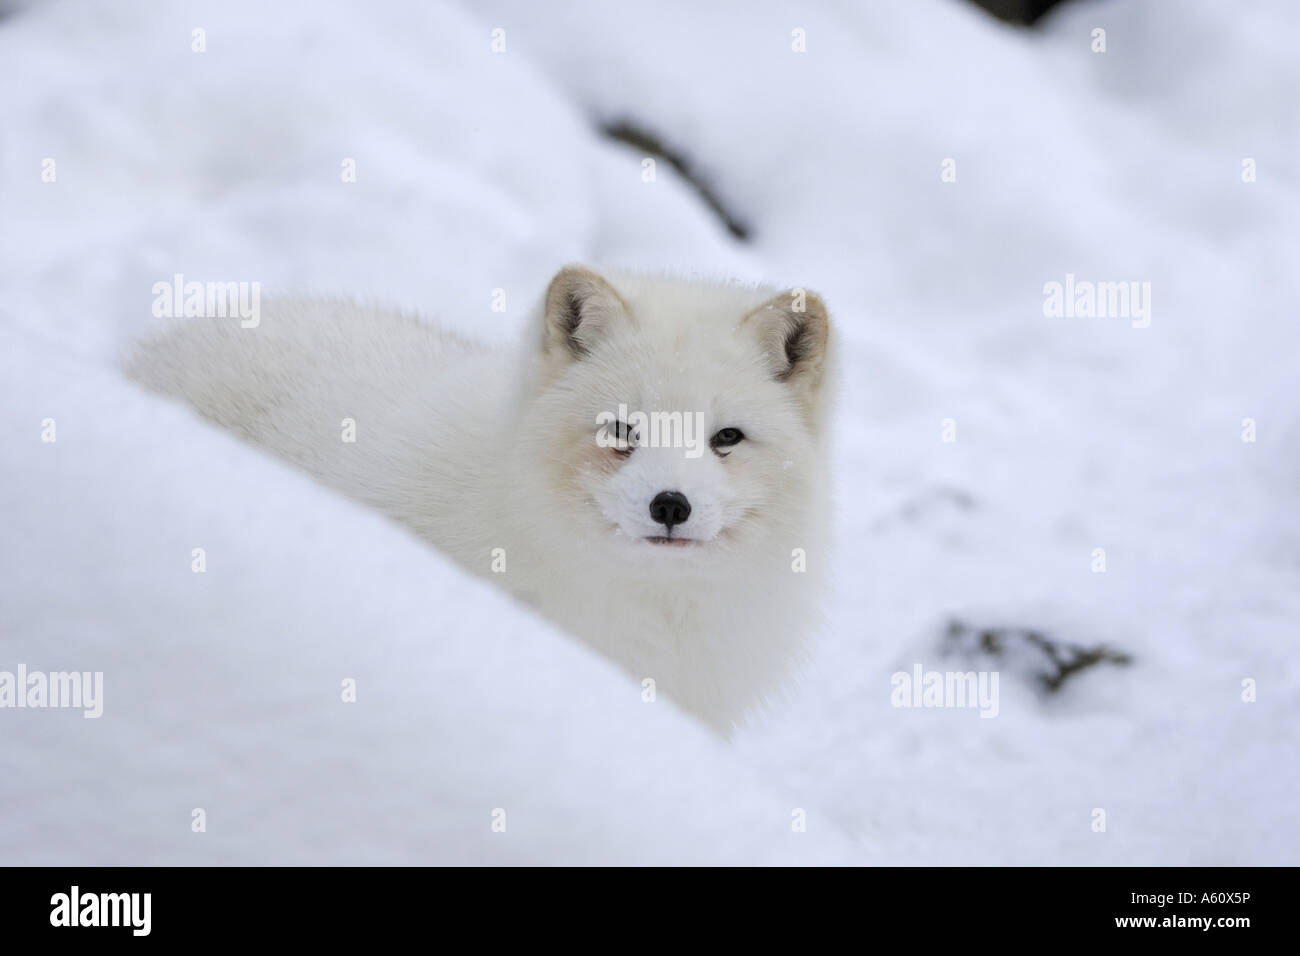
649 491 691 530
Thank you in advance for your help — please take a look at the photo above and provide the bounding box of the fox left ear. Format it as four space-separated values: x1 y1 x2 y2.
541 265 630 362
741 288 831 393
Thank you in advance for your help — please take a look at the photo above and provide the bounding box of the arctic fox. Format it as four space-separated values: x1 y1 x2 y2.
126 266 834 732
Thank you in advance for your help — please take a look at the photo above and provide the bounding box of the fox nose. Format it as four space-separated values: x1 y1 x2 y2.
649 491 691 530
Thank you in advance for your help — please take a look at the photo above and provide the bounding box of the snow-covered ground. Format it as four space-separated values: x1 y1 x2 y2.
1 0 1296 864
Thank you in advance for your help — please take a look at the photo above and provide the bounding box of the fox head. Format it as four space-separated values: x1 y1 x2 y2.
515 265 833 565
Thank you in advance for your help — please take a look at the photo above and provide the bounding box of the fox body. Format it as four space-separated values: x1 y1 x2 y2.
127 266 834 732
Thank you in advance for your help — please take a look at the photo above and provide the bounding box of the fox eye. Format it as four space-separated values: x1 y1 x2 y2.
611 421 636 457
710 427 744 451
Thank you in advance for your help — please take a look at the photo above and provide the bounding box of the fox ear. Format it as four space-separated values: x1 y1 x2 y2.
741 288 831 391
542 265 630 360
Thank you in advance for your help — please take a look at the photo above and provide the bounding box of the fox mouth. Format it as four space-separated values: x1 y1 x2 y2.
644 536 696 547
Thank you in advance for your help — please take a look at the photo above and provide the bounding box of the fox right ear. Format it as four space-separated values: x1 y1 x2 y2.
741 287 831 393
542 265 630 360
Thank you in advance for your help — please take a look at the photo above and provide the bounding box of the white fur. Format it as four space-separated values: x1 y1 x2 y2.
126 268 834 732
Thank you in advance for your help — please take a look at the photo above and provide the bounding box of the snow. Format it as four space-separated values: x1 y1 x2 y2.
2 0 1297 863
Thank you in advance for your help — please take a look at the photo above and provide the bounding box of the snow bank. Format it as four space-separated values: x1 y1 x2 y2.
0 326 854 864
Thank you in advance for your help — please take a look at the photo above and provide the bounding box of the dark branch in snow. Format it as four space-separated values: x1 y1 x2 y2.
600 119 751 242
943 619 1133 693
966 0 1076 26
